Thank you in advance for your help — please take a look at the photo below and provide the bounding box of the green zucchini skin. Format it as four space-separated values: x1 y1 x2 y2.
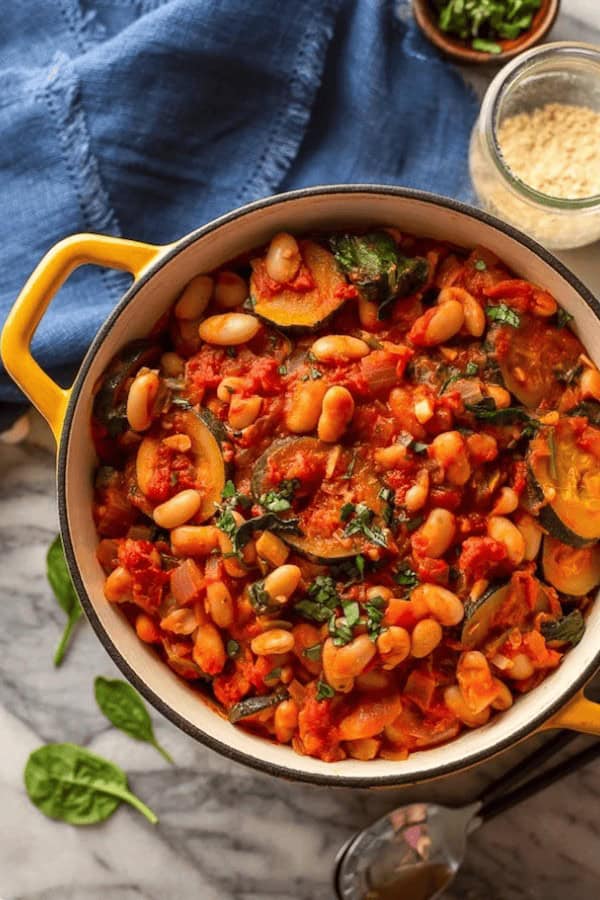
542 535 600 596
567 401 600 426
93 340 161 435
461 581 511 650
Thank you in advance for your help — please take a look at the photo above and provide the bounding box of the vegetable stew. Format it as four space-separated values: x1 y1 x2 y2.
91 228 600 763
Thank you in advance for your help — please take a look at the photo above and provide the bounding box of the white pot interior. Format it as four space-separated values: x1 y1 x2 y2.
62 190 600 783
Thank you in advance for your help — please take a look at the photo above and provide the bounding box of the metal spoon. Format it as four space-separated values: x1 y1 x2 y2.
334 732 599 900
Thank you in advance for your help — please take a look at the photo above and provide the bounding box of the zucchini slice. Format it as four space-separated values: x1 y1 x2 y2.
93 340 161 436
462 582 511 650
528 420 600 546
488 313 583 409
542 535 600 596
251 437 384 562
250 240 349 331
136 408 226 520
568 401 600 426
462 578 550 649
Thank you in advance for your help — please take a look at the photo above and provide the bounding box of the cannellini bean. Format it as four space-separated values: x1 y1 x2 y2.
515 513 543 561
174 274 213 319
126 370 160 432
444 685 491 727
171 525 220 556
357 294 380 329
217 526 248 579
405 470 430 513
228 394 262 430
411 618 443 658
214 271 248 308
162 433 191 452
160 352 185 377
423 300 464 345
285 379 328 433
430 431 471 485
355 670 392 692
265 232 302 283
366 585 394 601
415 507 456 558
491 487 519 516
412 583 464 626
160 607 198 635
581 367 600 401
217 376 246 402
322 634 377 693
462 295 486 337
104 566 132 603
531 290 558 317
292 623 322 675
264 564 301 601
311 334 370 363
135 613 161 644
153 489 202 529
488 516 525 566
486 383 511 409
377 626 411 669
206 581 234 629
255 531 290 567
318 385 355 442
491 678 514 710
274 698 299 743
457 651 494 714
251 628 295 656
374 444 409 470
193 623 226 675
506 653 534 680
346 738 382 761
338 693 402 741
198 313 260 345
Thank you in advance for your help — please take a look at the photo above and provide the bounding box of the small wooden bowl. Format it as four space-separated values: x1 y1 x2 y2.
412 0 560 64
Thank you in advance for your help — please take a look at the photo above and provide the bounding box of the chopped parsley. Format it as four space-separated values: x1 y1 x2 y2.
248 580 276 614
226 639 241 659
328 614 354 647
365 595 387 641
294 575 340 623
465 361 479 376
259 478 300 513
316 679 335 702
303 643 322 661
354 554 365 580
220 480 252 510
278 364 288 376
486 304 521 328
556 308 574 329
309 367 323 380
216 508 238 540
474 258 487 271
341 502 388 548
378 486 396 527
393 562 420 590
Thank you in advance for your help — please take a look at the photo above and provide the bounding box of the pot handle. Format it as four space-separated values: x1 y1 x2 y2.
543 687 600 736
1 233 165 443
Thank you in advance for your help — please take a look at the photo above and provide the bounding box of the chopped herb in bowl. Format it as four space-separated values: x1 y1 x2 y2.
433 0 542 54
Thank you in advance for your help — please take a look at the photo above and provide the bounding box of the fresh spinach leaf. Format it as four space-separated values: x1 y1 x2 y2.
259 478 300 513
486 304 521 328
47 536 83 667
94 677 173 764
342 502 388 548
24 743 158 825
540 610 585 647
315 679 335 702
393 563 420 589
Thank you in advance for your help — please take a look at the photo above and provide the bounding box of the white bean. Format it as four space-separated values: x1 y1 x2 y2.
174 275 213 319
265 232 302 283
126 370 160 432
153 489 202 529
198 313 260 346
416 508 456 558
487 516 525 565
214 271 248 308
311 335 370 363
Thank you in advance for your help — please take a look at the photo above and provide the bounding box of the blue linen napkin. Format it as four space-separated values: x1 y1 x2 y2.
0 0 477 417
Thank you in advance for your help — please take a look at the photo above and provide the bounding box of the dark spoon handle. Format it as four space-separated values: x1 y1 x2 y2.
477 730 579 808
480 739 600 822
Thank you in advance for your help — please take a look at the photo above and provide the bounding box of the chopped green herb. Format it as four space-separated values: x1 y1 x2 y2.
310 367 323 380
465 361 479 376
316 679 335 702
303 643 322 661
259 478 300 513
411 441 428 455
225 347 237 358
222 480 236 499
248 580 279 614
548 430 558 480
278 364 288 376
307 350 317 363
264 667 282 685
226 639 240 658
474 259 487 271
365 595 386 641
328 613 354 647
235 513 302 551
343 600 361 627
295 576 340 623
486 304 521 328
342 449 358 480
343 502 388 548
556 308 574 329
540 610 585 647
216 508 238 540
355 554 365 580
393 563 420 589
340 502 356 522
472 37 502 53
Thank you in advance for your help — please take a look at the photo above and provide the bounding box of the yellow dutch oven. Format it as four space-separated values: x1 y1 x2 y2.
3 186 600 786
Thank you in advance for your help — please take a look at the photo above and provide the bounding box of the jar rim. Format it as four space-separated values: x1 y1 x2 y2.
479 42 600 210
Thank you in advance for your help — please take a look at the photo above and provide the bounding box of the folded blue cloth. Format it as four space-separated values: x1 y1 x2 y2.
0 0 477 414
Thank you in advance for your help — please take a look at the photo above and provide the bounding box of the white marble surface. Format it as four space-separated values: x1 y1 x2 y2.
2 3 600 899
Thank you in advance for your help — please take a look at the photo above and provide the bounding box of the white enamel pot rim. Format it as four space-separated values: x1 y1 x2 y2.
10 185 600 787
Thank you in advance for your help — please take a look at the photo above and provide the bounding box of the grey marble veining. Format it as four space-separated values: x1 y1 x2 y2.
2 4 600 898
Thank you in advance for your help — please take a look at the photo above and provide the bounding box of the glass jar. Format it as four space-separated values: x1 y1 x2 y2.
469 42 600 250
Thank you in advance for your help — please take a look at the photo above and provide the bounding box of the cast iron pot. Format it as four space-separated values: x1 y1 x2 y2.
3 185 600 787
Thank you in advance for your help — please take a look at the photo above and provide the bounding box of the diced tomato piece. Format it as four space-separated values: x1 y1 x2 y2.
458 536 509 583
